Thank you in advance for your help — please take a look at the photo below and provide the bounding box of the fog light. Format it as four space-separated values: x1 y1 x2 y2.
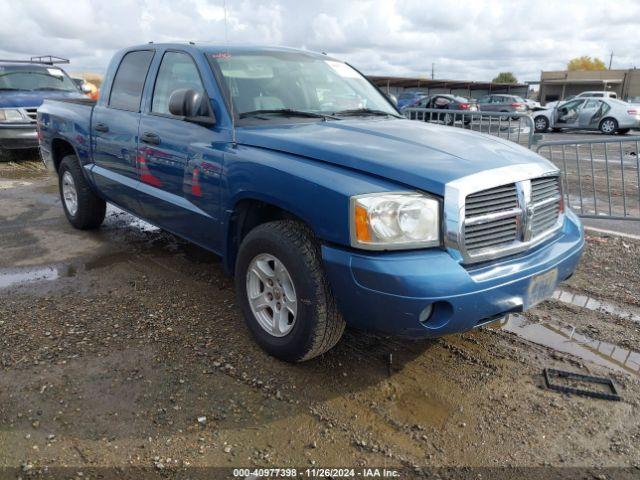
418 304 433 325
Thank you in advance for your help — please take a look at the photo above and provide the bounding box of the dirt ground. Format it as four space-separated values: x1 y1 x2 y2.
1 158 640 478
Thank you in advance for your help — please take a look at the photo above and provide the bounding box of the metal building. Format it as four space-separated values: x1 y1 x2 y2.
367 75 529 100
538 68 640 104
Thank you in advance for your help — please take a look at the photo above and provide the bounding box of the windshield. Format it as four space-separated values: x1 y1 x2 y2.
208 51 398 118
0 66 78 92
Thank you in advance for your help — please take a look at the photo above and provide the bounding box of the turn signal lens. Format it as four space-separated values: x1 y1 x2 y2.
354 204 371 242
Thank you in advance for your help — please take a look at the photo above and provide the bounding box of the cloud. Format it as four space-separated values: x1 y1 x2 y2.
0 0 637 82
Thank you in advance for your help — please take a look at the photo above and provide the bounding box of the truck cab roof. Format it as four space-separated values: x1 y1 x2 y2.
125 43 334 60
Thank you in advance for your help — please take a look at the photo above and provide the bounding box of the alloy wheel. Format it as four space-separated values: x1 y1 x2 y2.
246 253 298 337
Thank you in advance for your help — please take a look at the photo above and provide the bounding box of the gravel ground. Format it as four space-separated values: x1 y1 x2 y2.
1 158 640 477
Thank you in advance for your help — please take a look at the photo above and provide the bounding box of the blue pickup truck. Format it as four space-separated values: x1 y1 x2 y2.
0 57 85 158
37 44 584 361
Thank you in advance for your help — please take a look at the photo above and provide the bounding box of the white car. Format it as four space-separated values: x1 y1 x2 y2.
523 98 541 110
533 97 640 134
543 91 618 110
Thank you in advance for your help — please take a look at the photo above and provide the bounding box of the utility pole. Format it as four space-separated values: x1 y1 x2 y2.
431 63 435 80
609 51 614 69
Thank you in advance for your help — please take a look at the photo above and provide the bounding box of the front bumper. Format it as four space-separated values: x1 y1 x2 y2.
322 210 584 337
0 124 38 150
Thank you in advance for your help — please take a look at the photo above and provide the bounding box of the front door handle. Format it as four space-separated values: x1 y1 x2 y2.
94 122 109 133
141 131 160 145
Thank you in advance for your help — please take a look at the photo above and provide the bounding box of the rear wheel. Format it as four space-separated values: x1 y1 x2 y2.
534 115 549 132
235 220 345 362
58 155 106 229
599 117 618 134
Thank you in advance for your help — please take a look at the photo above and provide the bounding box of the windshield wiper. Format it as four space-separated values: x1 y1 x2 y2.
333 108 401 118
0 87 30 91
239 108 339 120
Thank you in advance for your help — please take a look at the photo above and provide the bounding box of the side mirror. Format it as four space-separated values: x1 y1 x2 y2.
81 84 91 94
168 89 216 126
385 92 397 106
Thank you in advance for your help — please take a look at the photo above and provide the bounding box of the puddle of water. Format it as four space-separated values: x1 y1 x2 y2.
553 289 640 324
0 266 59 289
498 314 640 376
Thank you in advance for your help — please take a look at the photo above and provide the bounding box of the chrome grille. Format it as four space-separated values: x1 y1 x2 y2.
462 175 562 260
24 108 38 123
464 184 518 252
530 176 561 237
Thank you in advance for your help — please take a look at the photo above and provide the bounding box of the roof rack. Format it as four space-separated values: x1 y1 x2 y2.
0 55 70 65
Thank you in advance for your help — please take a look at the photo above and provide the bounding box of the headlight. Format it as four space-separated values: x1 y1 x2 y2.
0 108 27 123
350 192 441 250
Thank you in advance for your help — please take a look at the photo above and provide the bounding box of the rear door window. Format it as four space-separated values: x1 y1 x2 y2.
583 99 600 109
109 50 155 112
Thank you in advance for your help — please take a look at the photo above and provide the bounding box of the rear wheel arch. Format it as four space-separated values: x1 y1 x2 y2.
51 138 78 173
599 117 618 134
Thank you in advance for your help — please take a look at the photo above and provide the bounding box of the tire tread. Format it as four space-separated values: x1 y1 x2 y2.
238 220 345 361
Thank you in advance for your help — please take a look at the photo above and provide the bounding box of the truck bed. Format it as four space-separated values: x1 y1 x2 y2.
46 97 96 106
38 97 96 169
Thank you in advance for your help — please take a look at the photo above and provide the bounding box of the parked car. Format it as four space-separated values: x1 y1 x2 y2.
476 94 528 116
396 91 428 109
38 44 584 362
402 94 478 125
523 98 541 110
532 97 640 134
0 57 85 158
544 91 618 109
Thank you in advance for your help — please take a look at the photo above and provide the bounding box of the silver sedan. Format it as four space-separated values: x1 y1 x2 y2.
532 97 640 134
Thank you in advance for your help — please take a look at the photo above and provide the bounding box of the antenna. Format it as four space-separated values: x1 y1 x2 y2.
223 0 236 145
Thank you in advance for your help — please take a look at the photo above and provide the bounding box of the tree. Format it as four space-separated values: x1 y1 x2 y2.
492 72 518 84
567 56 606 71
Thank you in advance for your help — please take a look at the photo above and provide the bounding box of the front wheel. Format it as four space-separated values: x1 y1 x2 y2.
599 117 618 135
534 115 549 132
235 220 345 362
58 155 106 229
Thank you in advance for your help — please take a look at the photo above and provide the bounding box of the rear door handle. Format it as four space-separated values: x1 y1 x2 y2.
141 131 160 145
94 122 109 133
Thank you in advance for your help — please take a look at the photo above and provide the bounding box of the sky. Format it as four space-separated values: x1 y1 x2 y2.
0 0 639 83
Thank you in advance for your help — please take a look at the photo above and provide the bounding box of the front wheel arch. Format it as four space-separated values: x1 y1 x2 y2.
225 198 311 274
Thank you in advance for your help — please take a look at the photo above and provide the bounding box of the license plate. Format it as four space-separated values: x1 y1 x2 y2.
525 268 558 309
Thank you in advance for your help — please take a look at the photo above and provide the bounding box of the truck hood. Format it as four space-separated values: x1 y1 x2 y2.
236 118 553 195
0 90 85 108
